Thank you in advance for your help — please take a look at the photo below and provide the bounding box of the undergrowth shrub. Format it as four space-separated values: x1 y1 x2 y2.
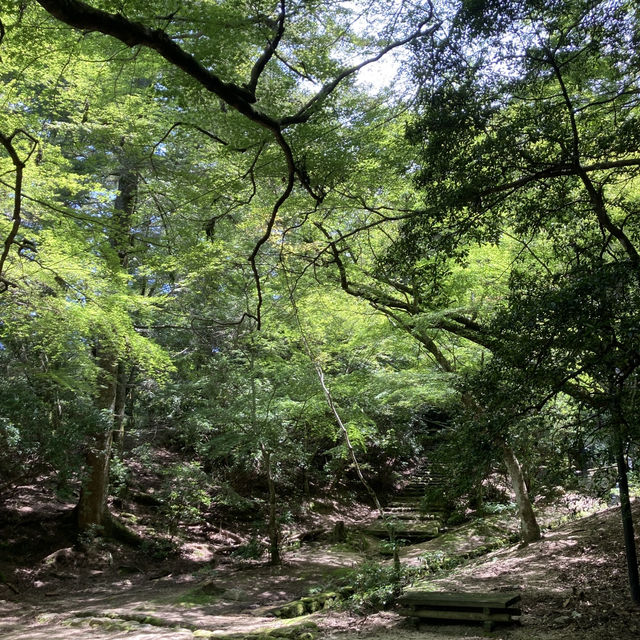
482 501 517 515
159 461 211 534
140 536 181 560
109 456 129 498
343 533 520 611
231 532 265 560
346 560 416 611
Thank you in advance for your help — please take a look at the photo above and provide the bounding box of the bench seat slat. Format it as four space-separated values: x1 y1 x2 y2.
399 591 521 609
402 604 522 616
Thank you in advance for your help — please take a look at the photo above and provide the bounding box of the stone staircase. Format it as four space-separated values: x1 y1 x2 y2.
365 460 449 542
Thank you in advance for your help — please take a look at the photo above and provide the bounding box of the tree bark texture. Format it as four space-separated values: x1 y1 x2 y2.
614 434 640 603
77 345 117 530
502 444 541 543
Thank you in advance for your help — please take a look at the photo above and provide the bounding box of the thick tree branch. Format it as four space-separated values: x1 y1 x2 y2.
35 0 270 125
315 222 494 350
249 131 296 329
35 0 435 325
481 157 640 199
379 307 456 373
546 49 640 269
245 0 286 100
151 122 237 155
0 129 38 292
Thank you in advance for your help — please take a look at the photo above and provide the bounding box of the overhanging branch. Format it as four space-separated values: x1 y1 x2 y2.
0 129 39 292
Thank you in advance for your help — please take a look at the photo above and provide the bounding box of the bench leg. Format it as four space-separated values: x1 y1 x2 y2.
483 607 493 632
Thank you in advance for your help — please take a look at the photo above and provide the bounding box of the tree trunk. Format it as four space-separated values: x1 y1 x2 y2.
77 166 136 532
502 443 541 543
263 447 280 566
614 433 640 603
77 430 112 530
111 168 137 268
77 346 117 531
112 362 126 447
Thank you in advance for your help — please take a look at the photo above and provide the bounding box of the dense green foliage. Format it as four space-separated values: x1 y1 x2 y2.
0 0 638 600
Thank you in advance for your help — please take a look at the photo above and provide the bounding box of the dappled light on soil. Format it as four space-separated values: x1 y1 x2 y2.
2 499 639 640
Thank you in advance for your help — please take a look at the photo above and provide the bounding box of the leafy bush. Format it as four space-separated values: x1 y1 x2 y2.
109 456 130 498
158 461 212 534
344 560 420 611
417 550 459 573
629 471 640 498
231 534 265 560
482 501 517 515
140 536 181 560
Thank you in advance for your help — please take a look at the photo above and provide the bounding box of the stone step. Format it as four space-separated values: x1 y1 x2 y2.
383 504 415 512
387 497 422 507
382 511 438 521
405 474 447 485
386 497 447 507
383 458 450 543
407 472 447 481
395 489 445 499
384 503 447 514
364 520 440 541
401 484 446 494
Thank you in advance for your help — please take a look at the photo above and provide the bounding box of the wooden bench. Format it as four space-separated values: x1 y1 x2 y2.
398 590 522 631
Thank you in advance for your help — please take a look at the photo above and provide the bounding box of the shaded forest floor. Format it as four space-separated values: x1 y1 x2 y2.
1 480 639 640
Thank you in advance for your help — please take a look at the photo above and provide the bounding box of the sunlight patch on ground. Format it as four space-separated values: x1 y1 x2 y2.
182 543 215 562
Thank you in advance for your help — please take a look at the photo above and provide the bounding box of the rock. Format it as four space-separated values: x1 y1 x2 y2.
43 548 77 567
85 548 113 568
268 622 318 638
63 618 87 628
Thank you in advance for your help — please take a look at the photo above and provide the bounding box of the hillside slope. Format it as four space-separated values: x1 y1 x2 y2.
0 491 638 639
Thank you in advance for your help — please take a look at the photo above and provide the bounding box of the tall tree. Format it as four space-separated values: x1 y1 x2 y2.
1 7 174 530
29 0 439 325
398 0 640 597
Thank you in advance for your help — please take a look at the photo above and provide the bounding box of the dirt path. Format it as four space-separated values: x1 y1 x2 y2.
1 500 639 640
0 545 364 640
1 544 507 640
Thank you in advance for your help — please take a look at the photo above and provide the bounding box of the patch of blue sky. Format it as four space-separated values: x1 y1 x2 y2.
89 189 116 203
154 142 168 156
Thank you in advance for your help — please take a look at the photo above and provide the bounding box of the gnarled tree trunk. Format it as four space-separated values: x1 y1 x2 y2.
502 443 541 543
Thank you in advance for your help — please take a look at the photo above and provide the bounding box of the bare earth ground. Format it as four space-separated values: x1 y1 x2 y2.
1 486 639 640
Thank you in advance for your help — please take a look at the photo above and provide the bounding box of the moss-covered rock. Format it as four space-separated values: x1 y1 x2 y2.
272 588 352 618
70 611 318 639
